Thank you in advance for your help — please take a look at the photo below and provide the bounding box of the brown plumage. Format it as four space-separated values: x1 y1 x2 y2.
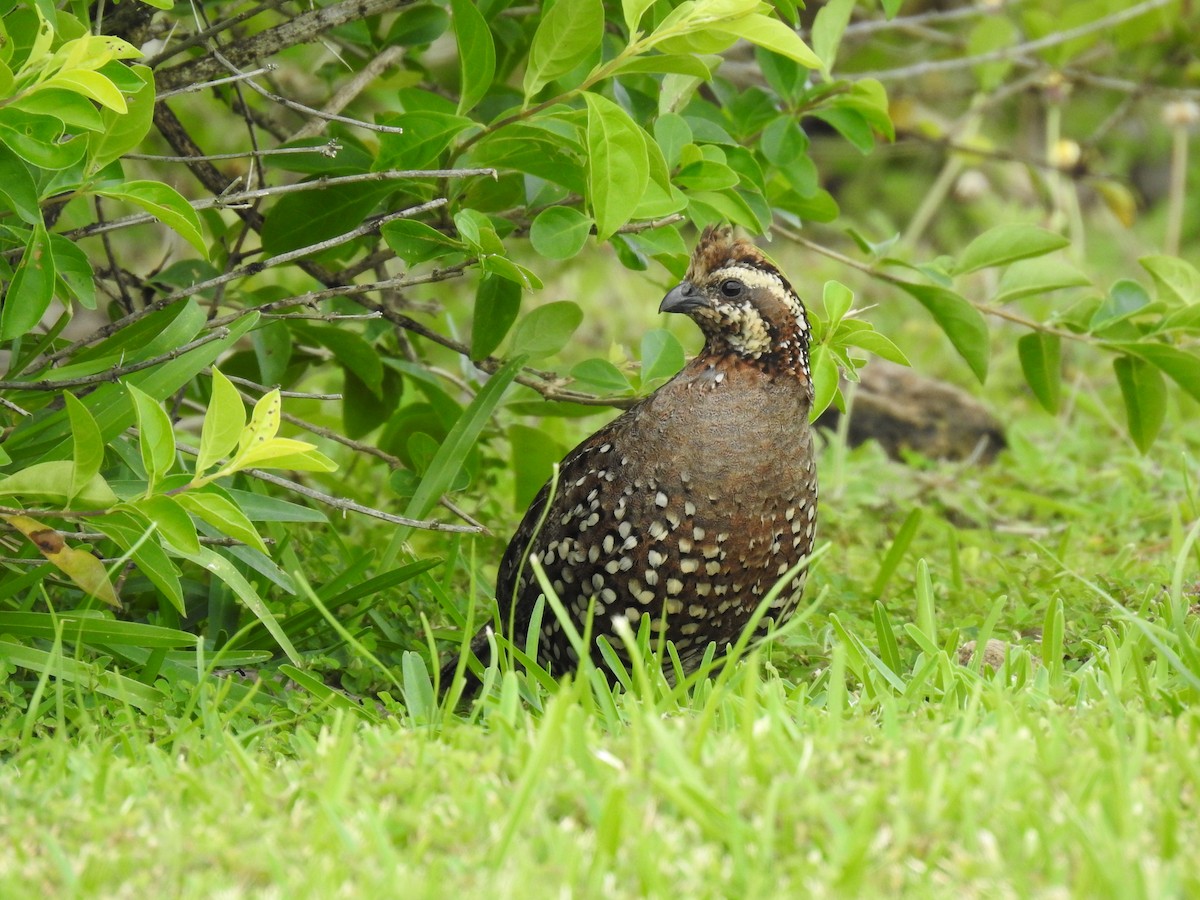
441 227 817 688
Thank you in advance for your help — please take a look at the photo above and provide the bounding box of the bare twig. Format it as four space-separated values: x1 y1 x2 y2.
0 397 31 416
210 50 406 134
290 45 406 141
45 199 447 364
221 373 342 401
204 278 440 330
244 468 484 532
262 311 383 322
777 225 1085 343
144 0 286 68
154 0 415 91
48 169 494 246
850 0 1175 83
0 329 230 392
125 141 343 164
157 65 276 99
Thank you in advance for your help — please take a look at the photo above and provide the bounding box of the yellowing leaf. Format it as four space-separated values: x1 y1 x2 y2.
196 368 246 477
2 515 120 607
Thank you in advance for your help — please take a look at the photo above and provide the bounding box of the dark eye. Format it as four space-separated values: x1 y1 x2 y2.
719 278 744 299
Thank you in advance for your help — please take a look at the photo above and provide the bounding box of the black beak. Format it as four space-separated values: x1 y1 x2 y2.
659 281 706 314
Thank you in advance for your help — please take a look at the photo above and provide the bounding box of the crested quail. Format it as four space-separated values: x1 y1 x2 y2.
442 226 817 687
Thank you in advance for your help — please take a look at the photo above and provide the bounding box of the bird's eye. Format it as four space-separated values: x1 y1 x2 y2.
719 278 745 299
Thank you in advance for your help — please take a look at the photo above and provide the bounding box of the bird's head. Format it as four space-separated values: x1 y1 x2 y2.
660 226 811 379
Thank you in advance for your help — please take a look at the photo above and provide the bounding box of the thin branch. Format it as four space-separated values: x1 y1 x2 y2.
143 0 286 68
244 468 484 532
51 169 494 245
157 65 276 99
290 44 406 141
842 3 1013 38
154 0 415 91
262 311 383 321
776 225 1084 343
45 199 447 364
849 0 1175 83
0 397 31 416
204 277 440 330
222 373 342 401
209 50 406 134
125 141 343 164
0 329 230 392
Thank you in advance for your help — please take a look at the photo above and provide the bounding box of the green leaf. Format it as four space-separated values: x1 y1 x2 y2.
87 64 155 173
47 233 96 309
584 93 649 240
471 275 523 361
92 509 184 613
653 113 692 169
0 142 40 224
0 640 162 711
453 208 504 254
386 357 525 561
1113 355 1166 453
388 6 450 45
128 496 200 555
175 546 301 665
260 182 387 257
196 368 246 477
175 490 269 554
811 0 855 77
1 222 54 340
836 328 910 366
509 423 566 509
0 612 196 647
954 224 1070 275
822 280 854 327
639 328 685 387
897 282 990 382
303 326 383 395
570 358 634 394
0 461 118 507
809 344 840 420
1090 279 1150 332
1115 343 1200 404
0 110 87 170
993 257 1090 304
622 0 656 30
127 384 176 489
1140 255 1200 305
530 206 593 260
509 301 583 359
452 0 495 114
94 181 207 258
714 13 821 69
1017 332 1062 413
523 0 604 99
480 254 544 290
381 219 464 265
64 393 104 504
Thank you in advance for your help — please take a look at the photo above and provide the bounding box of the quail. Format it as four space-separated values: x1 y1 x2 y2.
442 226 817 688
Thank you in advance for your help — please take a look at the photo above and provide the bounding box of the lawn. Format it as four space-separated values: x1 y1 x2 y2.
3 377 1198 897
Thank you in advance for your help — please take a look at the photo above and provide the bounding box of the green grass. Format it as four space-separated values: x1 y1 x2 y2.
3 385 1200 896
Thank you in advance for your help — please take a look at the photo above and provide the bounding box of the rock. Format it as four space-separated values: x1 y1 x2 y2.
818 361 1006 463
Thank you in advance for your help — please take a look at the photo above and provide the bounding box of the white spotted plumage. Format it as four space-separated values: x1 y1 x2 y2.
446 227 817 688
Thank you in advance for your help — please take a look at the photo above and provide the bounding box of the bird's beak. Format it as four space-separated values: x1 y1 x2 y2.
659 281 706 314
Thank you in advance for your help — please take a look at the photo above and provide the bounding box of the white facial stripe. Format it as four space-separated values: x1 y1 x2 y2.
711 264 809 335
